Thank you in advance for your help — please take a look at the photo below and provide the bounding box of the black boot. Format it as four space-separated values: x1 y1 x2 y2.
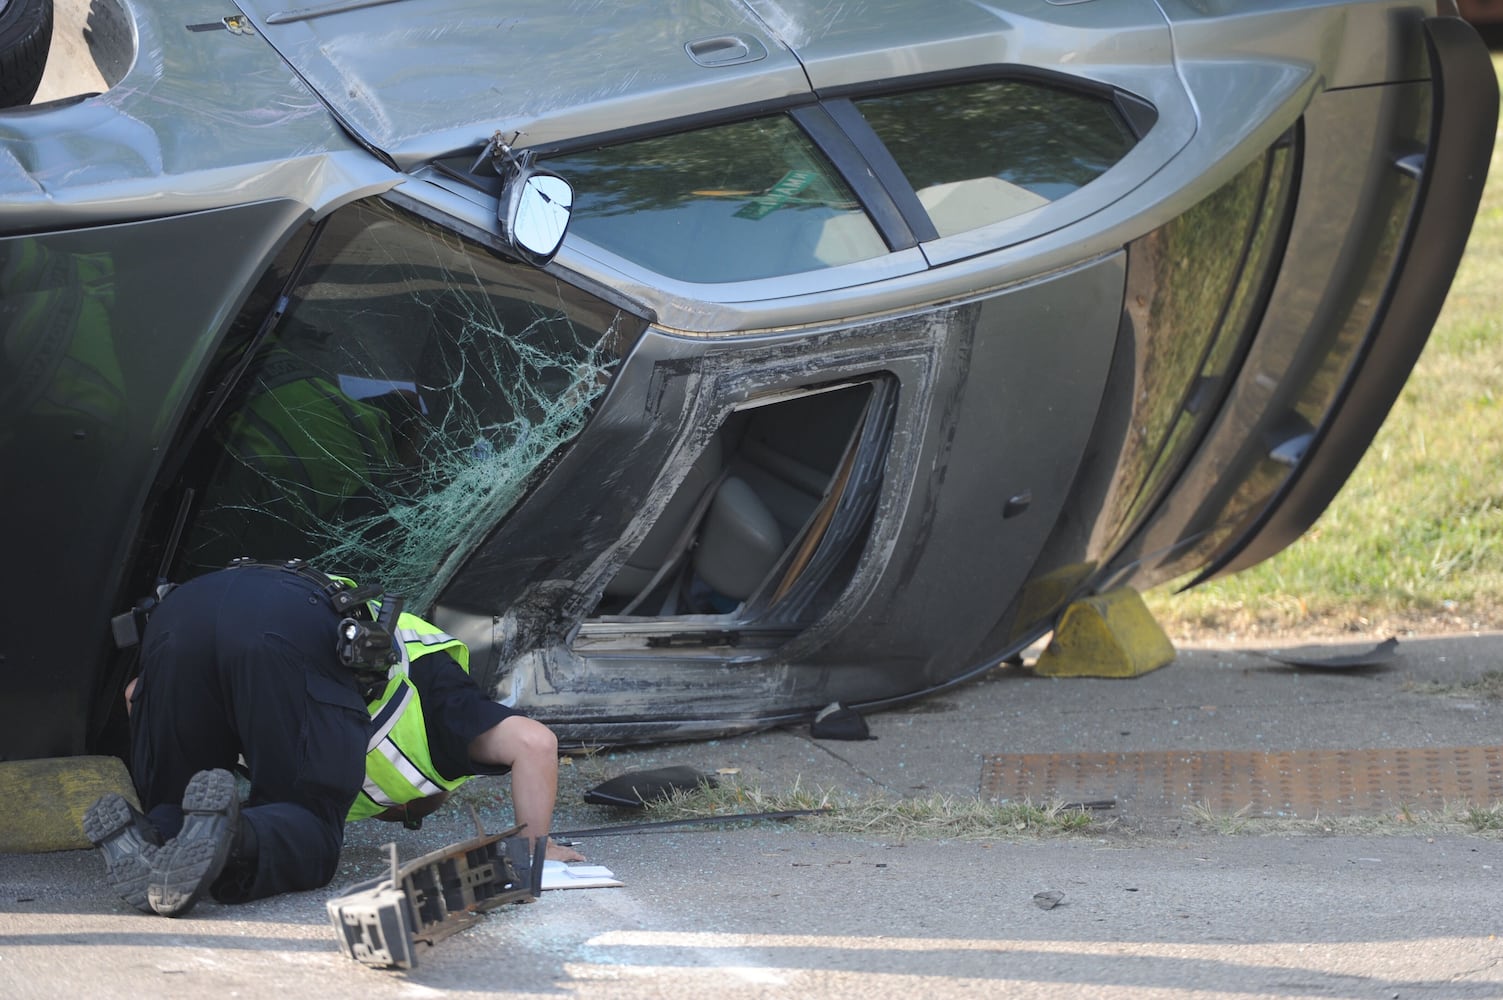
148 769 240 917
82 793 164 914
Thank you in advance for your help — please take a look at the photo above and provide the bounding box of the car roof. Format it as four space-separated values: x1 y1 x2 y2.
236 0 1166 170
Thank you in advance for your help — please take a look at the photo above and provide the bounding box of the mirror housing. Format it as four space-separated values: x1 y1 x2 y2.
487 138 573 268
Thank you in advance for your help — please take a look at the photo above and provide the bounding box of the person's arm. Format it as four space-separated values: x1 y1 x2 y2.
468 716 584 862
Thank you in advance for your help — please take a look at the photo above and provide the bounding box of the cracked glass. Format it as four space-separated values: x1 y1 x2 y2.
180 198 641 610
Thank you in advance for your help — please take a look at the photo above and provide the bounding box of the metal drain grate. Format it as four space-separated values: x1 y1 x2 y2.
979 745 1503 818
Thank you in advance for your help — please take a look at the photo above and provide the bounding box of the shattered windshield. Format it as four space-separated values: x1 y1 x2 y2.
180 198 641 611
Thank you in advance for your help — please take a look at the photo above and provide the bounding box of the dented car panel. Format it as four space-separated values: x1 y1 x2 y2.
0 0 1493 759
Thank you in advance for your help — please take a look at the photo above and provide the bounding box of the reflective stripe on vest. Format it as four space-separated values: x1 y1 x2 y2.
361 738 446 808
396 627 458 647
347 609 474 821
366 677 411 753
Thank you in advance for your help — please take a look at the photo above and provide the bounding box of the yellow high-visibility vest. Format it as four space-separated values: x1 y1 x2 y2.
347 607 474 822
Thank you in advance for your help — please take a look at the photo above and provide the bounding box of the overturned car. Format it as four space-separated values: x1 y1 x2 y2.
0 0 1495 760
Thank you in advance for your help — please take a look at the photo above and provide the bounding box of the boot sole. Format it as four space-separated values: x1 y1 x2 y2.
148 769 239 918
83 793 157 914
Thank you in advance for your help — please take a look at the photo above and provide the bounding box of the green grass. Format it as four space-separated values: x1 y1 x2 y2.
1405 669 1503 699
642 778 1102 840
1149 55 1503 641
636 778 1502 840
1467 802 1503 831
1184 800 1503 837
1185 801 1254 835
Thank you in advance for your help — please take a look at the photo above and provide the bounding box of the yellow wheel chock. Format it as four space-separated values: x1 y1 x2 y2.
0 755 138 853
1031 587 1176 679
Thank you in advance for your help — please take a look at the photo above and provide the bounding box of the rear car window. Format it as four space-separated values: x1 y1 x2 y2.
549 115 888 284
854 80 1138 238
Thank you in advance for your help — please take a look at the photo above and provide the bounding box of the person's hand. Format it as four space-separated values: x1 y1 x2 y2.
546 838 585 862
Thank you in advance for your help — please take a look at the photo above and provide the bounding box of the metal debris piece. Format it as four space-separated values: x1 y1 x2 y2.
1060 799 1117 811
327 811 543 969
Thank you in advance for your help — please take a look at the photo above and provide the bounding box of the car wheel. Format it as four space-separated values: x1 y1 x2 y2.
0 0 53 108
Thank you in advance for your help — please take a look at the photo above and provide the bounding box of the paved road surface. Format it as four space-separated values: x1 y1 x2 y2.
4 635 1502 998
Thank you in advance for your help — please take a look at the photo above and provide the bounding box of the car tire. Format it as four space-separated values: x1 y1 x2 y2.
0 0 54 108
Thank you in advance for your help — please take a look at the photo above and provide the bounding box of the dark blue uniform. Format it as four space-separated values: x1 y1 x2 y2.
129 565 370 901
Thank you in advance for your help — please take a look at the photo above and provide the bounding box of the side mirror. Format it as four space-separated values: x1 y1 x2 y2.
485 137 573 268
501 169 574 267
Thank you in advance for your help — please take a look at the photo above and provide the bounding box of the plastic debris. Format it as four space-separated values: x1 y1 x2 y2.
1266 637 1399 670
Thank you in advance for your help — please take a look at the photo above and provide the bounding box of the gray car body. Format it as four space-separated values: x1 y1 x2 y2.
0 0 1494 756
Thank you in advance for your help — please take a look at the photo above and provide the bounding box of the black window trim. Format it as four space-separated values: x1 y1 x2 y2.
813 99 941 245
525 95 822 160
813 62 1151 117
788 103 923 251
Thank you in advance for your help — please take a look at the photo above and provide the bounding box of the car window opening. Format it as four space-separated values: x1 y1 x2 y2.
584 380 890 644
175 199 638 612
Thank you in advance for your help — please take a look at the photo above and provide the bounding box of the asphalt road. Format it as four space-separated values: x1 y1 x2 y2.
3 634 1502 999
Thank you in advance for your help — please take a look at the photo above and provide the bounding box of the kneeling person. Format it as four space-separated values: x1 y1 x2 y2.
84 561 581 917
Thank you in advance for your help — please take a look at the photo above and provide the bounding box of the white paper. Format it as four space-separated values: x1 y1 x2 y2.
540 859 623 890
